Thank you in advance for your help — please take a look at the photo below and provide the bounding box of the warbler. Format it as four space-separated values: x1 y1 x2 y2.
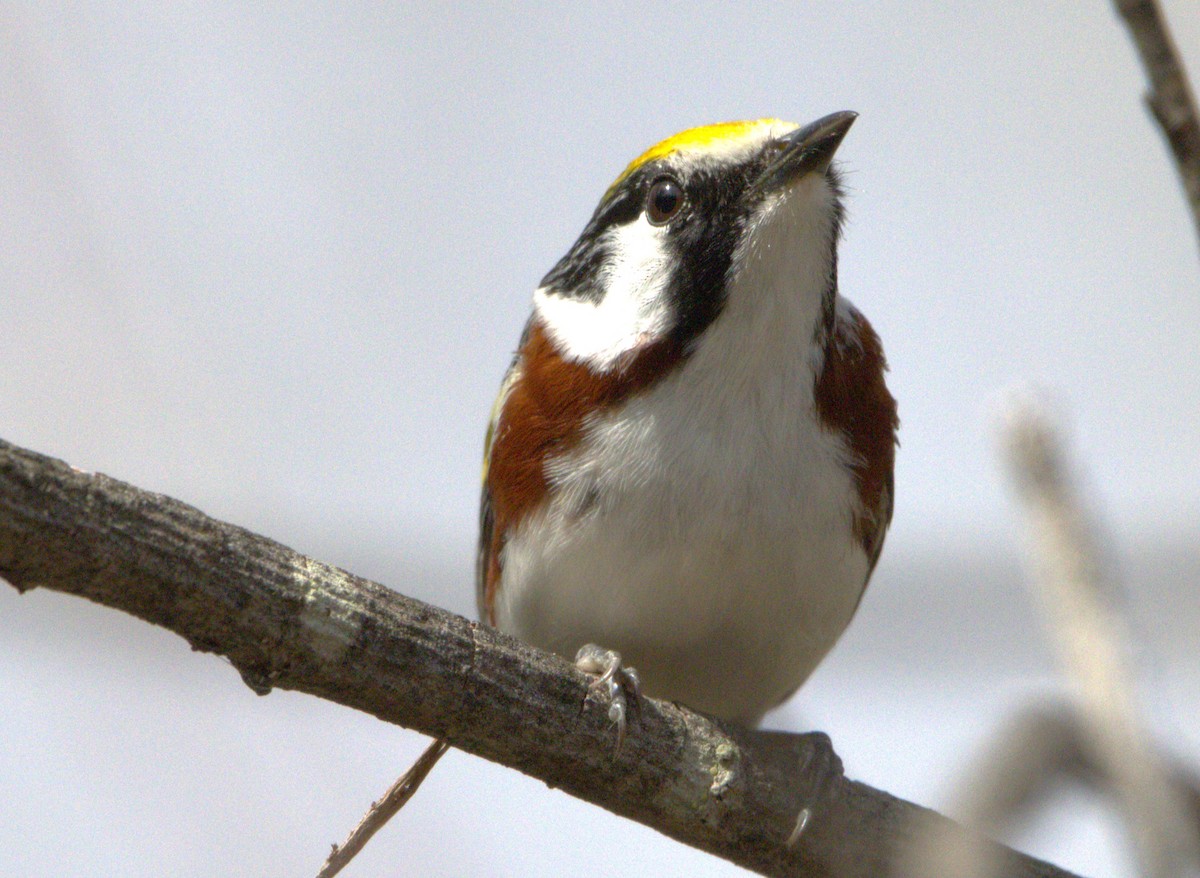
325 115 900 874
478 111 897 731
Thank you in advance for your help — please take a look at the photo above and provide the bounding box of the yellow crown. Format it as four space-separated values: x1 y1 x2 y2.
605 118 789 199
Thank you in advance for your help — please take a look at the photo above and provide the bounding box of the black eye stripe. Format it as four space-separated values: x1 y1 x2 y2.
539 151 785 319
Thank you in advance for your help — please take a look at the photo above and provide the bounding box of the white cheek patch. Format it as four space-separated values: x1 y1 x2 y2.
534 219 675 370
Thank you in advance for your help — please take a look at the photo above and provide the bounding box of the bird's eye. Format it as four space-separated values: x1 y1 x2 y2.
646 177 684 225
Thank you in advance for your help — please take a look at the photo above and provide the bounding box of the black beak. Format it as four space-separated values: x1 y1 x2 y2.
757 111 857 193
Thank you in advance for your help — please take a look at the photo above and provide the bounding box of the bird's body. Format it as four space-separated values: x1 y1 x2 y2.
478 115 897 725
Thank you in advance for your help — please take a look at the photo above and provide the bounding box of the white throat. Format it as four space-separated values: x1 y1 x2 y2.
715 173 839 367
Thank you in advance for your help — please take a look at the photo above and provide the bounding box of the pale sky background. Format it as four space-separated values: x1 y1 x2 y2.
2 3 1199 877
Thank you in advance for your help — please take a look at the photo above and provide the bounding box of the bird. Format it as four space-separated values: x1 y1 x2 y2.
477 111 898 732
322 114 897 872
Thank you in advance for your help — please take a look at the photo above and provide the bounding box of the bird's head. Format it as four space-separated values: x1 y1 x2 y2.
533 112 857 372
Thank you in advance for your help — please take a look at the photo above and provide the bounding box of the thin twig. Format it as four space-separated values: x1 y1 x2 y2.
1000 398 1200 877
0 438 1082 878
317 738 450 878
1114 0 1200 246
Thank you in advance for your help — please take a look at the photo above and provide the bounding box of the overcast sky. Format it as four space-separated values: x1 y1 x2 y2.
2 4 1199 876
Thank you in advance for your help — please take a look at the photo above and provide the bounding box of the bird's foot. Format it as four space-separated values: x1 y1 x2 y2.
574 644 641 755
787 732 840 847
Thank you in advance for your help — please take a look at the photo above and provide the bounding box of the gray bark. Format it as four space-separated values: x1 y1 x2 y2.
0 438 1079 877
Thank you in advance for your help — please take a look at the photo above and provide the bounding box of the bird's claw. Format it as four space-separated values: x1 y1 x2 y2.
575 644 640 755
787 732 840 847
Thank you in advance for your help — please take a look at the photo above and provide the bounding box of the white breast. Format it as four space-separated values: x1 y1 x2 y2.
495 177 869 724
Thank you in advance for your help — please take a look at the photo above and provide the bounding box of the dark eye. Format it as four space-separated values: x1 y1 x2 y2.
646 177 683 225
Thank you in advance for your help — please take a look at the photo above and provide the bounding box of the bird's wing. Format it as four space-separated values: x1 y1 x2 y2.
814 299 899 607
475 318 532 623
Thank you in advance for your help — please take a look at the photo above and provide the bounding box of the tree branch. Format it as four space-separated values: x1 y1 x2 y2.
1114 0 1200 246
999 401 1200 876
317 738 450 878
0 437 1078 878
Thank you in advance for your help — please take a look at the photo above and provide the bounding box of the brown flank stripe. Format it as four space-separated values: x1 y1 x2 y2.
482 306 898 621
813 307 899 572
483 321 685 620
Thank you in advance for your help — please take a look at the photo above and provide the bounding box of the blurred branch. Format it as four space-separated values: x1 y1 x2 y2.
921 4 1200 870
999 400 1200 877
0 437 1080 878
902 707 1095 878
916 701 1200 878
952 704 1200 842
948 705 1091 831
1113 0 1200 246
903 400 1200 878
